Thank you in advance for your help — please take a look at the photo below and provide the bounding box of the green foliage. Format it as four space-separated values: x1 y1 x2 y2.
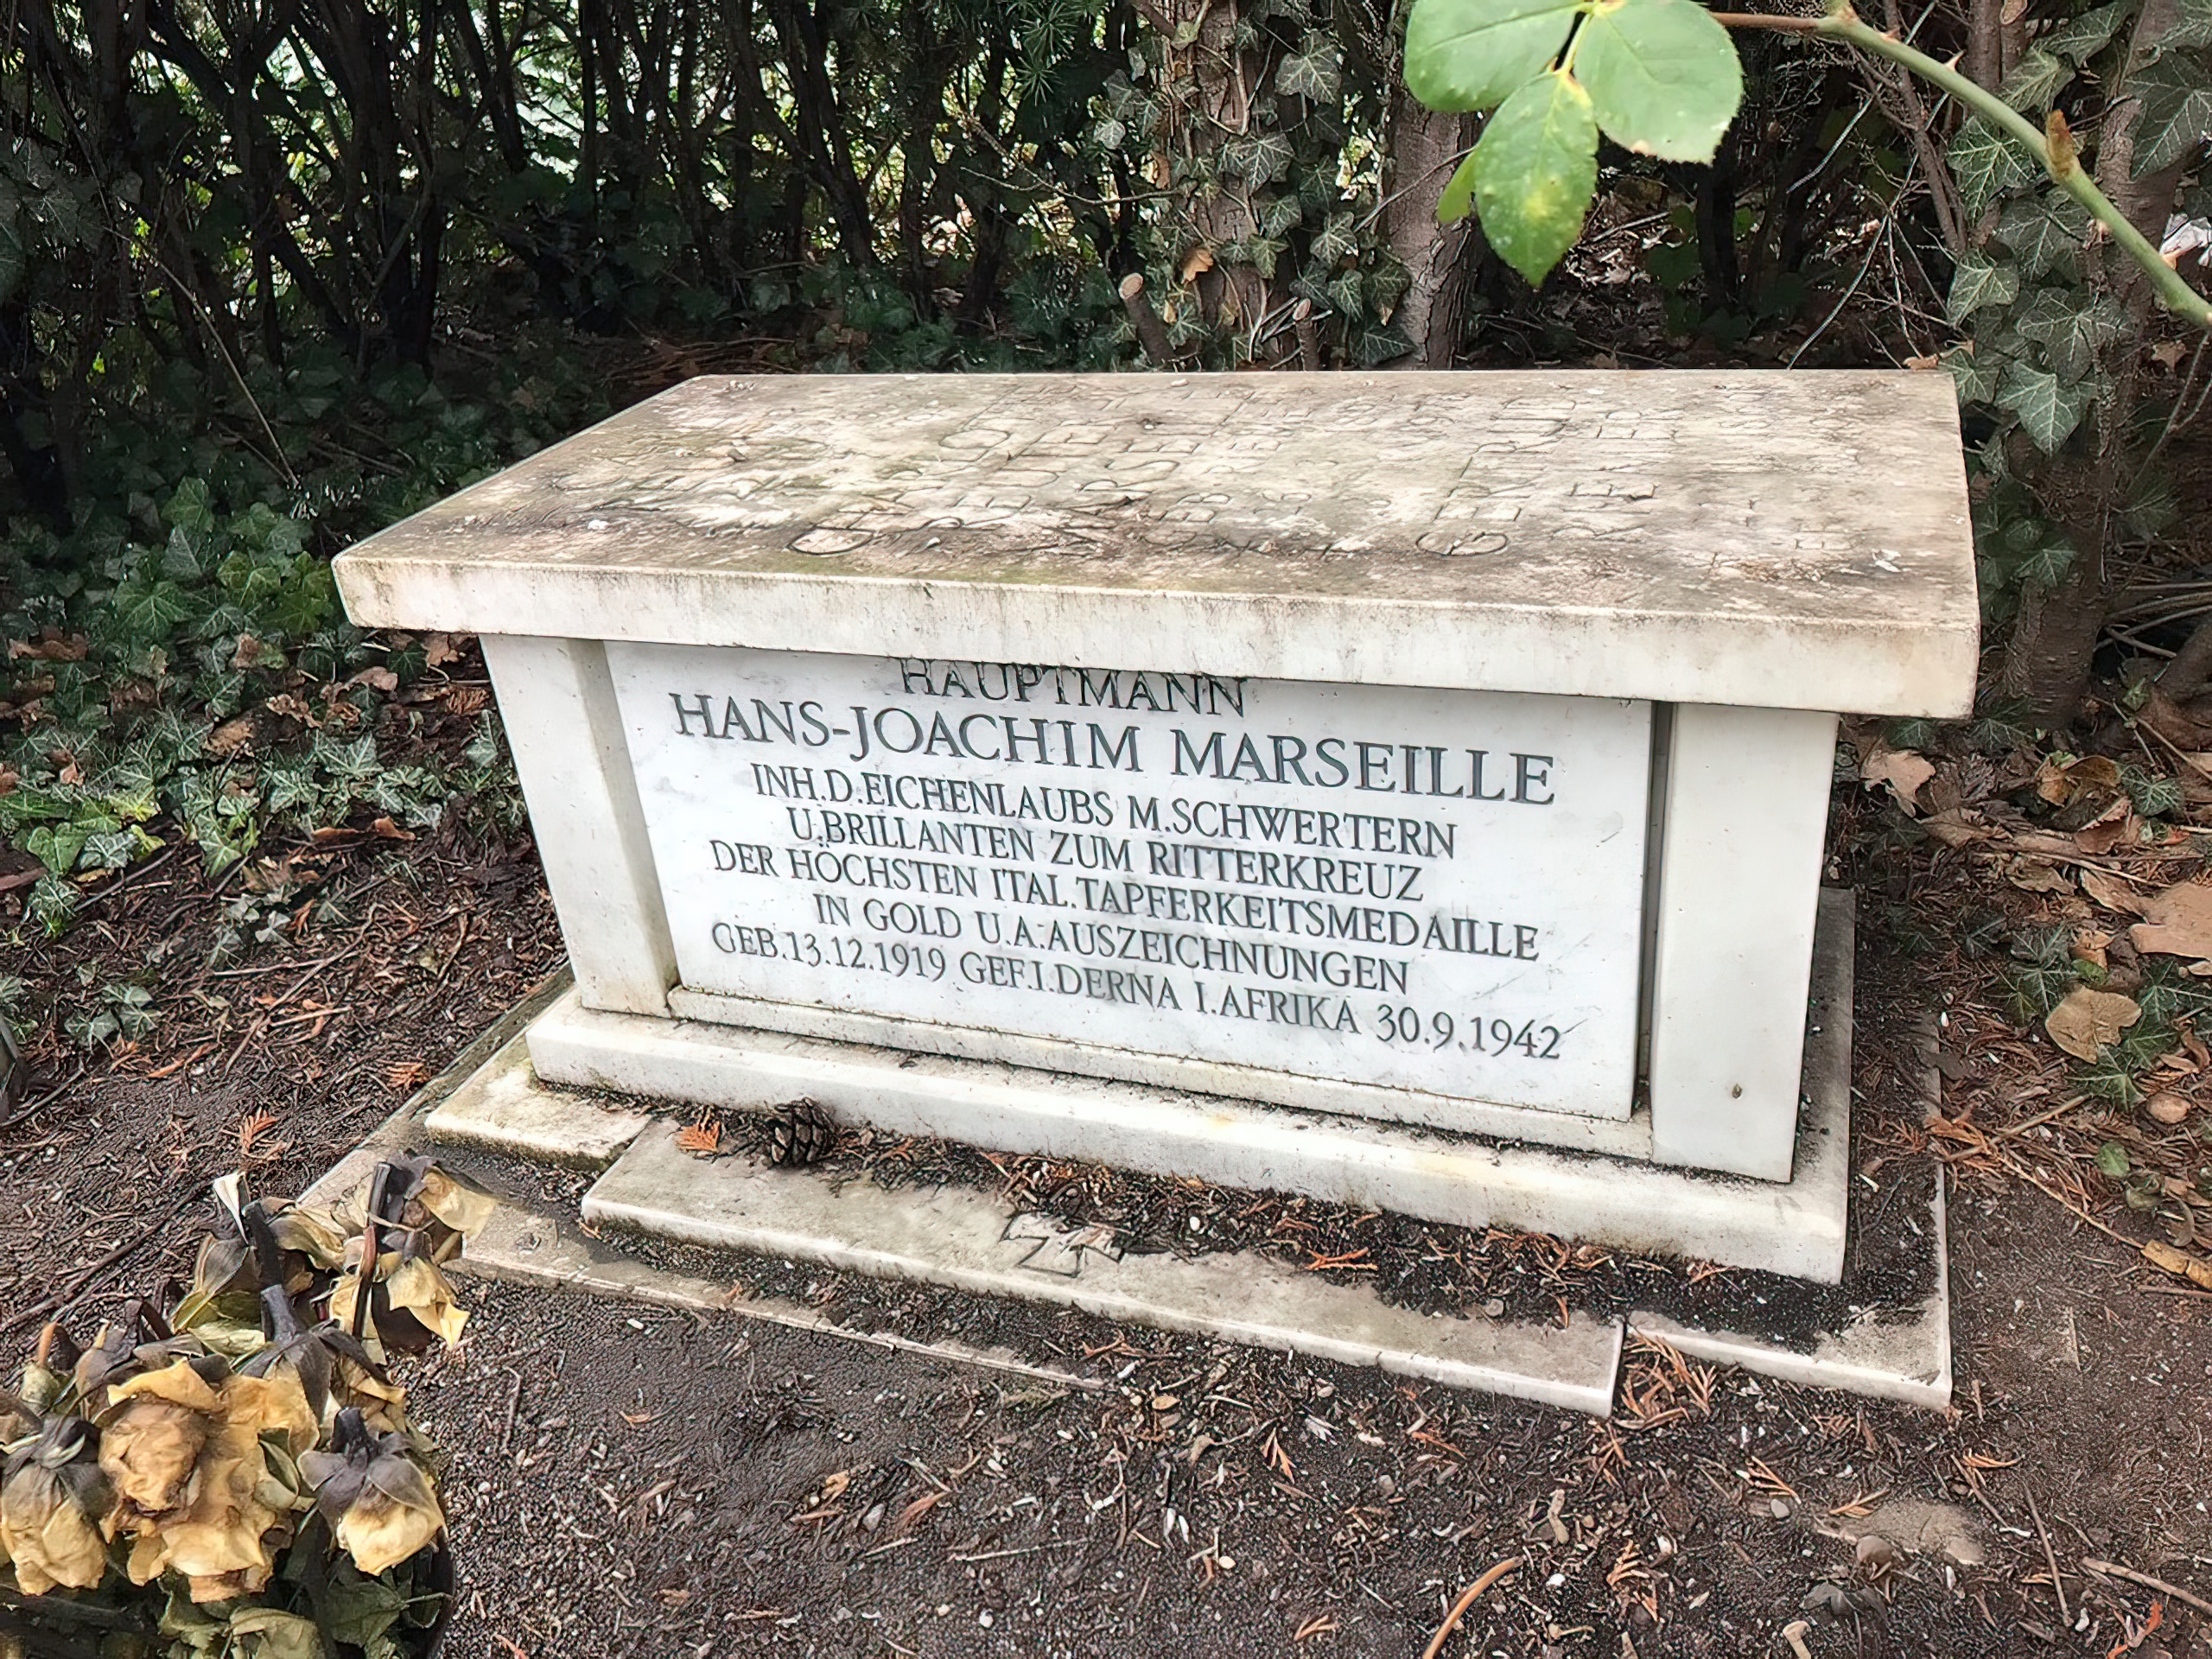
1466 73 1600 283
2001 923 2084 1022
63 980 159 1049
1406 0 1743 283
1572 0 1742 161
1406 0 1581 111
1 344 605 914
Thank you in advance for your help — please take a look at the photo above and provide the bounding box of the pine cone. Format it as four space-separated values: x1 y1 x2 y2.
768 1098 836 1166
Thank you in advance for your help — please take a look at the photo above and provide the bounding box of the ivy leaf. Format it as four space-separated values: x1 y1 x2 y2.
2161 0 2212 48
1404 0 1582 113
1948 118 2037 216
1472 69 1599 283
1221 130 1296 184
1947 251 2021 322
1943 342 2004 404
1439 150 1479 225
111 577 198 644
1256 193 1304 238
1572 0 1745 162
1998 47 2070 111
1351 321 1414 365
2131 51 2212 175
1996 359 2091 450
162 477 217 537
2038 0 2135 60
1275 40 1342 102
1313 211 1363 261
2015 288 2130 381
1994 195 2090 280
2014 529 2078 587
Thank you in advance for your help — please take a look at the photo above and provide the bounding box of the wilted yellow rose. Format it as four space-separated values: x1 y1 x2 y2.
298 1410 445 1577
327 1252 468 1352
0 1419 109 1595
99 1360 316 1604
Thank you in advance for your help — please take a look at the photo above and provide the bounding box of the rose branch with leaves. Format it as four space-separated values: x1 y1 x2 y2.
1406 0 2212 724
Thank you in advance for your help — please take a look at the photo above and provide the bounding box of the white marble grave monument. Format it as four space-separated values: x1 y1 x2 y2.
334 372 1977 1284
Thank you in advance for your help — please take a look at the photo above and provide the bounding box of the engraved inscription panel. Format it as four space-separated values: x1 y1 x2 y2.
610 645 1652 1123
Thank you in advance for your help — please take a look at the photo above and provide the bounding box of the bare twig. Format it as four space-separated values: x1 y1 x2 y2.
2024 1484 2070 1624
2081 1556 2212 1615
1716 7 2212 328
1421 1557 1522 1659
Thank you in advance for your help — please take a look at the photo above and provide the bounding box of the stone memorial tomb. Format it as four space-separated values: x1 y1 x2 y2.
333 371 1975 1384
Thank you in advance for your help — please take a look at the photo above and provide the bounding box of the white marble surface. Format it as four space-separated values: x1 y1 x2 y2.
608 643 1652 1124
334 372 1980 716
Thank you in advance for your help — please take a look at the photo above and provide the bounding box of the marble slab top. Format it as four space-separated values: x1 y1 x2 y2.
333 371 1980 715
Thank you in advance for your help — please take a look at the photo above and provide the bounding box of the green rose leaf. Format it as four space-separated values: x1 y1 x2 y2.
1439 149 1479 225
1472 69 1600 283
1404 0 1582 113
1572 0 1744 162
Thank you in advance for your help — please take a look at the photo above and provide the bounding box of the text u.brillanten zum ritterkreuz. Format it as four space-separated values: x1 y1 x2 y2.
656 660 1574 1065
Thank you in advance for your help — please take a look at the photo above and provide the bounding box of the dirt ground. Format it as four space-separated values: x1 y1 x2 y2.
5 809 2212 1657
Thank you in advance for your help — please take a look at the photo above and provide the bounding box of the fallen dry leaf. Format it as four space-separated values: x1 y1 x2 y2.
2135 683 2212 750
237 1111 283 1155
385 1060 430 1093
674 1120 721 1155
1180 245 1216 283
2142 1238 2212 1289
2129 880 2212 959
1920 808 1992 848
423 632 467 669
2146 1093 2192 1126
2073 808 2136 855
2037 753 2121 806
205 716 255 759
1861 746 1936 814
2079 866 2145 915
2072 927 2112 969
369 817 416 842
2005 859 2072 895
2044 988 2143 1060
7 633 88 663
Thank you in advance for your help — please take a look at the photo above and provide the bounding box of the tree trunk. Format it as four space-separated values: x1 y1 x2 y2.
1133 0 1294 352
1379 94 1482 369
1999 0 2186 723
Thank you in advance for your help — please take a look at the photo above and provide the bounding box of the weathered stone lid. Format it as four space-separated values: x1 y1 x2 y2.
333 370 1979 715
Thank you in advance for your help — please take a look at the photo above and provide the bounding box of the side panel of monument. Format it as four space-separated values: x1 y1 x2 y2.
333 372 1980 1279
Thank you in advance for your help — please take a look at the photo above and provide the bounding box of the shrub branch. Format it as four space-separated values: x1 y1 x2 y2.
1713 5 2212 329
